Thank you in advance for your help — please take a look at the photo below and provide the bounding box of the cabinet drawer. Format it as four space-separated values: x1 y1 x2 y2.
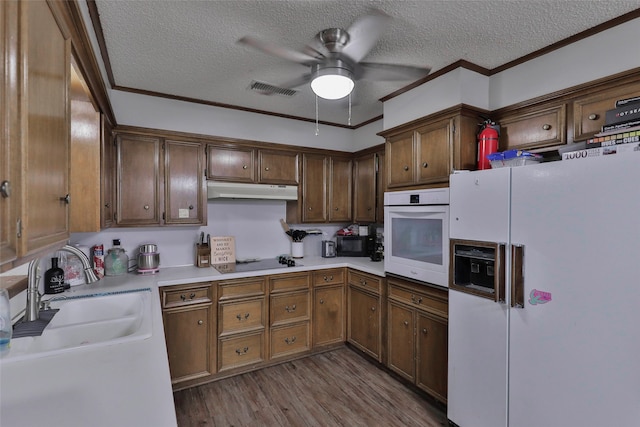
219 298 265 335
312 268 345 287
270 291 309 326
269 272 309 293
218 331 264 371
270 322 310 359
388 282 448 318
498 103 566 150
348 270 382 294
573 81 640 141
162 284 212 308
217 277 266 301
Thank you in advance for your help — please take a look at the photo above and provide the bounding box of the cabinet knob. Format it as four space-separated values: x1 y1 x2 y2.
403 165 409 171
197 320 203 325
188 205 194 210
422 328 428 335
1 180 11 198
371 306 376 312
588 113 599 120
242 165 248 169
403 320 409 326
334 207 339 211
144 205 149 210
319 299 324 304
308 206 313 211
264 167 270 171
422 162 428 168
104 202 110 208
59 194 70 204
542 124 551 131
367 207 372 211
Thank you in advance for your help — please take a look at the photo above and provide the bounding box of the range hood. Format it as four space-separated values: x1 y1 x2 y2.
207 181 298 201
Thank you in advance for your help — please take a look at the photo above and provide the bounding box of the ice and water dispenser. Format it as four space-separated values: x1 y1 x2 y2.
450 240 505 301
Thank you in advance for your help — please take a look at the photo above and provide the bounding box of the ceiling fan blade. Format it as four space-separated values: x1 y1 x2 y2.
279 73 312 89
356 62 431 81
341 9 392 63
237 36 317 65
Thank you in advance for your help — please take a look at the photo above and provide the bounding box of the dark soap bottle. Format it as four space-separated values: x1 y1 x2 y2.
44 257 65 294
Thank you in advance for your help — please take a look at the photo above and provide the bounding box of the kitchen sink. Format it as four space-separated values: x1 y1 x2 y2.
2 289 153 362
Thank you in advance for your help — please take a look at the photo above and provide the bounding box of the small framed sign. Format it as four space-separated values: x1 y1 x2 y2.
210 236 236 265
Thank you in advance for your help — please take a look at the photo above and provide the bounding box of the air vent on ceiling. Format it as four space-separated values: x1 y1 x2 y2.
249 81 297 97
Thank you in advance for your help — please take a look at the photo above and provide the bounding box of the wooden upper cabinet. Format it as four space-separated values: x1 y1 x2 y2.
328 157 352 222
353 153 376 223
164 140 206 225
572 81 640 142
207 144 299 185
116 134 163 226
376 150 385 223
301 154 328 223
101 115 115 229
383 107 480 189
496 103 566 151
257 150 299 185
21 0 71 257
416 119 453 184
206 145 255 182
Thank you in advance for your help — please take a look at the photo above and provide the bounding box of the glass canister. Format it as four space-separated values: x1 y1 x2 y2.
104 239 129 276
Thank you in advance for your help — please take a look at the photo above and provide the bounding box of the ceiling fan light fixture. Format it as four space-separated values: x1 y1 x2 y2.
311 67 354 100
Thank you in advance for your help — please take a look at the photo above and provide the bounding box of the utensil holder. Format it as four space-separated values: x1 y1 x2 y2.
292 242 304 259
195 244 210 268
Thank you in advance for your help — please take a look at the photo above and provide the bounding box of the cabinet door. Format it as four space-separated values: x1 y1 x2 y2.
416 119 452 184
206 145 255 182
101 115 115 229
387 301 416 381
353 153 376 223
21 0 71 256
301 153 327 223
498 104 566 151
164 140 205 225
0 1 18 269
163 305 214 385
386 131 415 188
573 82 640 142
416 312 448 403
313 285 344 347
116 134 162 225
258 150 299 185
347 286 380 361
328 157 352 222
376 151 385 223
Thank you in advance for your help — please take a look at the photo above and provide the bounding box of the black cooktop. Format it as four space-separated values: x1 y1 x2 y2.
213 258 302 274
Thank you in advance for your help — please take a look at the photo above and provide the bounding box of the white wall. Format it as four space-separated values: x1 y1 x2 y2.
352 119 385 151
70 199 343 268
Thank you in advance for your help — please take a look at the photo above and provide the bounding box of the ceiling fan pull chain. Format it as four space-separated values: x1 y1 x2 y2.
348 92 352 126
315 94 320 136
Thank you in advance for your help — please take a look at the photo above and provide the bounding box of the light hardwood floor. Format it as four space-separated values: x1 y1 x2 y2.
173 346 448 426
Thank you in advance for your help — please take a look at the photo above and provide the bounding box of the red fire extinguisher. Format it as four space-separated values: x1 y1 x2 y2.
477 119 500 170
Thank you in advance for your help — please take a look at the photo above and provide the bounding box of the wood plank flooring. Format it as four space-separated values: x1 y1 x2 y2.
173 346 448 427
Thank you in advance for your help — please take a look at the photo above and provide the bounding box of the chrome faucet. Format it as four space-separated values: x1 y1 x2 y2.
25 244 99 321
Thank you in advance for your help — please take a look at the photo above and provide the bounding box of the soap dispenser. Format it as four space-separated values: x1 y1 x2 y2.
105 239 129 276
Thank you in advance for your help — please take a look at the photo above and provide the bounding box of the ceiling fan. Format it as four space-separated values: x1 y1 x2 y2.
238 9 431 100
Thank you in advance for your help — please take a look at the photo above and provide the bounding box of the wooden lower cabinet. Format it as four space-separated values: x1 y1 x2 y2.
347 269 383 361
312 268 346 347
160 282 215 387
386 277 448 403
219 331 265 370
269 272 310 360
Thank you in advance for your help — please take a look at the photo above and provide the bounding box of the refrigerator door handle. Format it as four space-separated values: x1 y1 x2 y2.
495 243 506 304
511 244 525 308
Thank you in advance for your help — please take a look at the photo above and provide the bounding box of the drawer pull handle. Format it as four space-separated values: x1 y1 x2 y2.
235 347 249 355
588 113 599 120
411 295 423 305
197 320 203 325
403 320 409 326
284 336 297 345
236 313 250 321
180 293 197 301
319 299 324 304
285 304 297 313
360 279 367 285
542 124 551 131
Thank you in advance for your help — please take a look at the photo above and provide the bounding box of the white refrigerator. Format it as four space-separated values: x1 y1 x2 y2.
447 151 640 427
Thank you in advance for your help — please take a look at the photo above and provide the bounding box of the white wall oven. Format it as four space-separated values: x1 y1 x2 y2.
384 188 449 287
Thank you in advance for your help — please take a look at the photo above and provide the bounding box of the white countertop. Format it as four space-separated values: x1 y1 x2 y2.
0 256 384 427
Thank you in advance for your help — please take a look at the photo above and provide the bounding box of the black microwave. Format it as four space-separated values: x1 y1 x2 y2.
337 235 373 257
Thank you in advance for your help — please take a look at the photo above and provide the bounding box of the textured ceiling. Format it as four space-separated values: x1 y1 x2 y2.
93 0 640 127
